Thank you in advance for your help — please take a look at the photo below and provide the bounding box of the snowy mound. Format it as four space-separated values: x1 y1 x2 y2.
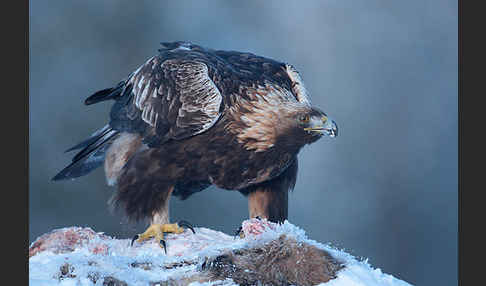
29 219 412 286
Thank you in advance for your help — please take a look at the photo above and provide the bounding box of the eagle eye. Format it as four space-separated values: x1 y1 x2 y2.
299 114 310 123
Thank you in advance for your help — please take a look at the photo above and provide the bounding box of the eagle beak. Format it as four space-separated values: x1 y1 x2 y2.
322 117 338 138
304 116 338 138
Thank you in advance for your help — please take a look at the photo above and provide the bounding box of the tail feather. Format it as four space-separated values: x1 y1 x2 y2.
84 81 125 105
71 128 116 162
52 126 119 181
64 124 111 153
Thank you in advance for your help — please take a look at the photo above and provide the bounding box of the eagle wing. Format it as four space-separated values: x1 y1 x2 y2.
116 56 223 145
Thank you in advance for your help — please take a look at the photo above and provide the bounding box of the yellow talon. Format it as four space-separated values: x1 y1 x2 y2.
160 223 184 234
130 221 195 254
136 224 162 242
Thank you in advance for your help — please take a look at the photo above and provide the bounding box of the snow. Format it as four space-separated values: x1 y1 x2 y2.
29 219 413 286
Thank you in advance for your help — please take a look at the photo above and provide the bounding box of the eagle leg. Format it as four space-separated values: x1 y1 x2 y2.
236 158 298 239
130 221 195 254
241 159 298 223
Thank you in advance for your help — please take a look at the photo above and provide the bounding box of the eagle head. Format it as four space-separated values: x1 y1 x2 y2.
277 105 338 149
229 91 337 153
252 103 338 152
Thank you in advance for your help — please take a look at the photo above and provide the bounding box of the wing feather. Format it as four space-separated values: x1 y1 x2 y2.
125 56 223 142
285 64 311 106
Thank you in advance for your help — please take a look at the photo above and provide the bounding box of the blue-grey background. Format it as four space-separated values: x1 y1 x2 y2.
29 1 457 285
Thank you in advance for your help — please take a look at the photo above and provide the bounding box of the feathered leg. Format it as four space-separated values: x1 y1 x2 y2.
247 187 288 223
235 159 297 238
151 186 174 225
112 149 196 253
239 158 298 223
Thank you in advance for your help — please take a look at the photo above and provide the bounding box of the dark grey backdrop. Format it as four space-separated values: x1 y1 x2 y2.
29 1 457 285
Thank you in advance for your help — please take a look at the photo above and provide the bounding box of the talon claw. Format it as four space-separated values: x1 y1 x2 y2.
177 220 196 234
234 226 243 239
131 235 139 246
160 240 167 254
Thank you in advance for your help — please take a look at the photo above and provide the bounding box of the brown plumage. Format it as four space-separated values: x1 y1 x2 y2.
53 41 338 225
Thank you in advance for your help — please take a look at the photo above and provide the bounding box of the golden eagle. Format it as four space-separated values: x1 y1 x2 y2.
53 41 338 250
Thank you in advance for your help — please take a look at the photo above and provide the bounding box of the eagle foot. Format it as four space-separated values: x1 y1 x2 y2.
130 220 195 254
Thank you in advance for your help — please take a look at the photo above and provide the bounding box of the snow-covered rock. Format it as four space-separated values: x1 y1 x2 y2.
29 219 412 286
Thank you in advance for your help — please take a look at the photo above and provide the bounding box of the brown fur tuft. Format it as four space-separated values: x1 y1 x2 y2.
202 234 344 285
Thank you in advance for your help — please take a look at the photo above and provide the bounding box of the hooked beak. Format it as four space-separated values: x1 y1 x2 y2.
323 117 338 138
304 116 338 138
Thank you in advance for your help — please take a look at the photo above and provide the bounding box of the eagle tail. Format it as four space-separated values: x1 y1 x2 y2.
84 81 125 105
63 124 111 153
52 125 119 181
